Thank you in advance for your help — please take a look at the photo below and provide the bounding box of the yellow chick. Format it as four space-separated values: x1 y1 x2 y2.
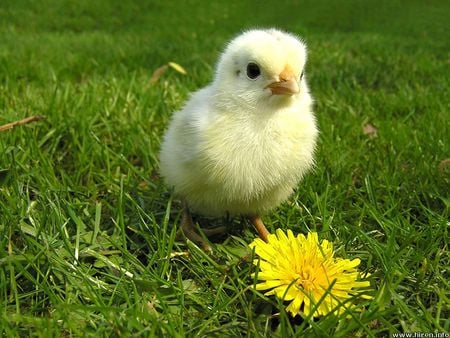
160 29 318 250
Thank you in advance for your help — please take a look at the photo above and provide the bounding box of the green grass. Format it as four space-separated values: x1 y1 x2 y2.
1 0 449 336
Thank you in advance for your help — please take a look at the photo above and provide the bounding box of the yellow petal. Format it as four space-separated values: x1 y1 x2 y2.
272 285 298 301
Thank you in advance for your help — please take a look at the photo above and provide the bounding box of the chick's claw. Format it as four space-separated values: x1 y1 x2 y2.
201 226 227 237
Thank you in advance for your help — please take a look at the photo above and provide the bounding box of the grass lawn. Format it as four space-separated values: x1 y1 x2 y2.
0 0 449 336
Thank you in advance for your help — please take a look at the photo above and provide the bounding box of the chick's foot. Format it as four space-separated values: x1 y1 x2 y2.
177 205 226 252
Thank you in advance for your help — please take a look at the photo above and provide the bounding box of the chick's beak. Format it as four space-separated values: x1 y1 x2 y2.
267 78 299 95
266 65 299 95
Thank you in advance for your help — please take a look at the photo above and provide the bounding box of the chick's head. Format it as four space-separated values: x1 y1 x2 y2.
213 29 308 110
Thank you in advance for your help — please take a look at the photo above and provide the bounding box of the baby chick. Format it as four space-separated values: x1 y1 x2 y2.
160 28 318 250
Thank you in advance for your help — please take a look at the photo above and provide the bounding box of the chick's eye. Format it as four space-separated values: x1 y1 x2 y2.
246 63 261 79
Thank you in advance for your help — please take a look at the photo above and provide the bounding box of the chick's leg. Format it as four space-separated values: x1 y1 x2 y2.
178 204 212 251
249 215 270 242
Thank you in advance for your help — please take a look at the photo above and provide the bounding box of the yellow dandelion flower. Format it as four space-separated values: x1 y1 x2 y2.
249 229 371 317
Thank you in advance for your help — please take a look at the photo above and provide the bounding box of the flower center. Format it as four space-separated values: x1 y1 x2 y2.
295 267 317 292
